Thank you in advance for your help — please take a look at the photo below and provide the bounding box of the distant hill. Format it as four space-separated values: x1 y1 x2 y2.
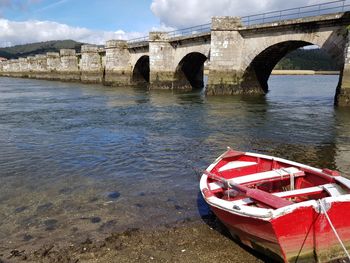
0 40 84 59
275 48 340 71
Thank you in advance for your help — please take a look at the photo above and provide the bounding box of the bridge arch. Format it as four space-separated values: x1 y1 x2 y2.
174 51 208 89
240 30 346 94
132 55 150 84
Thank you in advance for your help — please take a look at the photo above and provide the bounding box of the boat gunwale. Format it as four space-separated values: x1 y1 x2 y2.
200 150 350 220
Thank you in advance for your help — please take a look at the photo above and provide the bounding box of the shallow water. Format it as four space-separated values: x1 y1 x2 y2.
0 75 349 252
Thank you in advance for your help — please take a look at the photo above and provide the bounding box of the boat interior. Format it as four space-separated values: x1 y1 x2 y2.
206 151 350 210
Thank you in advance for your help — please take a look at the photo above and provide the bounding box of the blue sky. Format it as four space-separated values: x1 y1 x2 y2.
3 0 158 32
0 0 331 47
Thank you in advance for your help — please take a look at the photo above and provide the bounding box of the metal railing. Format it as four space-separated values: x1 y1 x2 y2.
127 0 350 45
127 36 149 45
241 0 350 26
166 23 211 38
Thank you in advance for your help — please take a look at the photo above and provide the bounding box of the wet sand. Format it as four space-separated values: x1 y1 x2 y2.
271 70 339 75
0 216 267 263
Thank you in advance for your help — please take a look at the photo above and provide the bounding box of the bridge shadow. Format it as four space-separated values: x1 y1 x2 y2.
196 191 275 263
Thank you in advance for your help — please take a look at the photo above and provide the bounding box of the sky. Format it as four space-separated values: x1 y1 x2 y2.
0 0 334 47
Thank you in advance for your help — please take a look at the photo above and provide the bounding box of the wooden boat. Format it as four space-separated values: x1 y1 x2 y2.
200 148 350 262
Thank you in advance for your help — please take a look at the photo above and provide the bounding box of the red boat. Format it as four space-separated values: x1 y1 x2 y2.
200 148 350 262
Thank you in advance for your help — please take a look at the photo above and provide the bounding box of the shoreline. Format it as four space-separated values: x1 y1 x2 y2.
203 69 339 76
271 70 339 75
1 216 265 263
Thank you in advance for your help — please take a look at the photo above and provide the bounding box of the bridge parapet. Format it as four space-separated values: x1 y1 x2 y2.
241 0 350 26
127 36 149 49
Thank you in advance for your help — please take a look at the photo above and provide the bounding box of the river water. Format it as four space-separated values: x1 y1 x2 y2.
0 75 349 252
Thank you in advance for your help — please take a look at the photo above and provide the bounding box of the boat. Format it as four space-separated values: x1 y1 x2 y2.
200 148 350 262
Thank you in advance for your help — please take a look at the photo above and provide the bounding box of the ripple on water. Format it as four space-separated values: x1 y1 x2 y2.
0 76 349 252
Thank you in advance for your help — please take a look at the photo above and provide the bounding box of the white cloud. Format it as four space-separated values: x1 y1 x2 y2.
151 0 334 28
0 19 144 47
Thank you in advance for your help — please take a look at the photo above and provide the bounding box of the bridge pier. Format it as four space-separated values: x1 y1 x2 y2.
18 58 28 78
207 17 263 95
46 52 60 80
34 54 48 79
104 40 132 86
27 56 36 78
336 31 350 106
58 49 80 81
81 45 103 84
149 32 192 90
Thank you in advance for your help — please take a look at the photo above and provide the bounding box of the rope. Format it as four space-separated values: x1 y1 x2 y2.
318 200 350 260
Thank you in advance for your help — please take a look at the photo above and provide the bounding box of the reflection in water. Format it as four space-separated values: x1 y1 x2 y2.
0 75 349 253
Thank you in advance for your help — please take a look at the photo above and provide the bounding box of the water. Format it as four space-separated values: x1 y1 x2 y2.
0 75 349 252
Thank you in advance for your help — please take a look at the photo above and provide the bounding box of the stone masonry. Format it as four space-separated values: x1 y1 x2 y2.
0 13 350 105
336 29 350 106
46 52 61 80
80 45 103 83
104 40 131 86
58 49 80 81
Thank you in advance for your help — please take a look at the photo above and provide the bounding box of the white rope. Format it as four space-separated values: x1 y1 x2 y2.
318 200 350 260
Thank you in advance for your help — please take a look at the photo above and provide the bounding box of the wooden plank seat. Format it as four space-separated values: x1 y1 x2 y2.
218 161 257 172
209 167 304 194
231 183 344 207
209 181 224 193
244 188 293 209
228 167 305 185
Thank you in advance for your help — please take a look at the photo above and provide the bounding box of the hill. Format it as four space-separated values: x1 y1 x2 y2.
275 48 339 71
0 40 84 59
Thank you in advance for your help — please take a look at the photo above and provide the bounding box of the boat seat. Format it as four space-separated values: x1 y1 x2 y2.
218 161 257 172
274 185 324 198
229 167 304 185
208 181 224 192
230 183 344 207
322 183 345 197
245 188 293 209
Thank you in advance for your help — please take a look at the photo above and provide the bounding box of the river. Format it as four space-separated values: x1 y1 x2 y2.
0 75 349 255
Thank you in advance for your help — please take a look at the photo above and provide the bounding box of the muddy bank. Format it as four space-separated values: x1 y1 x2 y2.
0 216 266 263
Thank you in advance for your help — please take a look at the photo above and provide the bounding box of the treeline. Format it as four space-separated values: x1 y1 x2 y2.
275 48 339 71
0 40 83 59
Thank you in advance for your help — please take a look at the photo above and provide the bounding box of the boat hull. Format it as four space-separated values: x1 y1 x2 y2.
210 200 350 262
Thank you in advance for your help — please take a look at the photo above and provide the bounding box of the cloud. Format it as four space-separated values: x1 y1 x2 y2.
151 0 334 28
0 19 144 47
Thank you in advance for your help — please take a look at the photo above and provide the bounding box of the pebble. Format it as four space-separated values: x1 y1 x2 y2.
90 217 101 223
37 202 53 212
44 219 58 231
107 191 120 199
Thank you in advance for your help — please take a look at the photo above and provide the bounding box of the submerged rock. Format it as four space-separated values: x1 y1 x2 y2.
23 234 33 241
107 191 120 199
44 219 58 231
37 202 54 212
14 206 27 213
90 217 101 224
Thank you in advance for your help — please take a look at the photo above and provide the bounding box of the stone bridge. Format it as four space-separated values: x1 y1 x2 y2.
1 11 350 105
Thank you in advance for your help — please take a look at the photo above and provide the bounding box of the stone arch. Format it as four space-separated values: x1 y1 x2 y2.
132 55 149 84
174 52 208 89
240 29 346 94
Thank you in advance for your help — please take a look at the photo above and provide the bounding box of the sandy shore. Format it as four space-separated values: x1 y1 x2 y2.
0 216 266 263
203 69 339 76
271 70 339 75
